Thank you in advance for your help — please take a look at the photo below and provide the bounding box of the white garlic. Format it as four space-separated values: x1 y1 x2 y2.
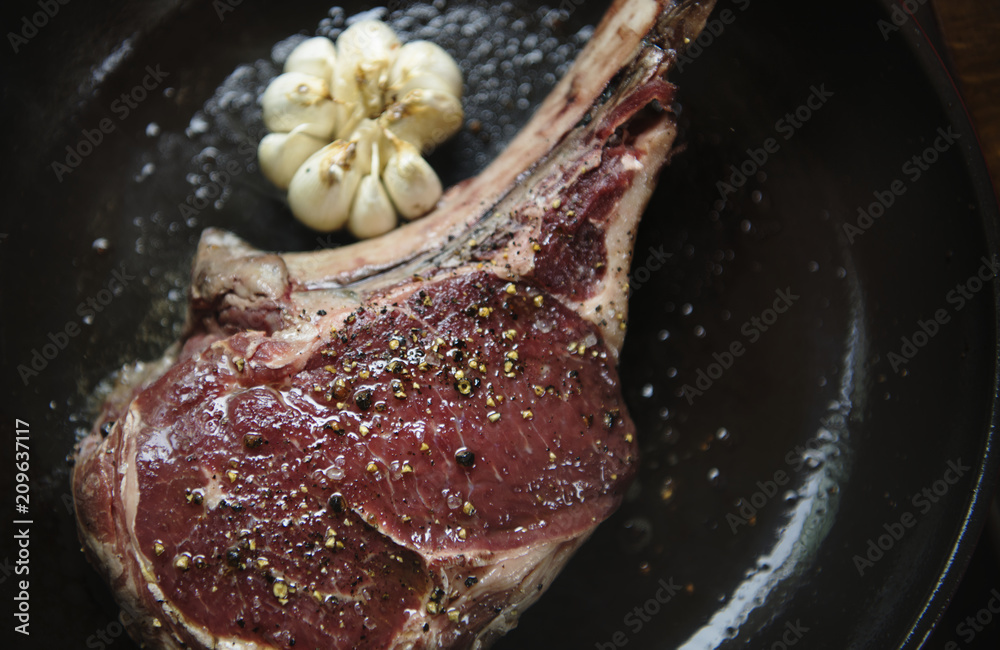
257 126 328 190
287 141 362 231
258 19 463 238
284 37 338 84
379 88 463 153
348 143 396 239
261 72 337 138
388 41 463 101
382 134 443 220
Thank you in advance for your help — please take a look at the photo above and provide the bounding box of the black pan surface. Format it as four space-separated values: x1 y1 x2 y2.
1 1 998 648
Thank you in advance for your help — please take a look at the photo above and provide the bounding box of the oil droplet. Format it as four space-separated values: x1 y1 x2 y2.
808 261 819 273
658 329 670 341
681 303 693 316
92 238 111 254
715 427 729 441
707 467 721 485
641 383 654 398
659 477 675 502
751 190 763 204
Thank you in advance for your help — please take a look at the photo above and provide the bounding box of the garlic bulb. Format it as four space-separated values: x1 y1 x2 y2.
382 134 443 220
261 72 337 138
287 141 362 232
284 36 337 83
257 125 328 190
259 19 462 238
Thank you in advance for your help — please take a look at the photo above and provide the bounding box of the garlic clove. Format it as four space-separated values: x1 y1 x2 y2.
335 20 401 122
287 140 363 231
379 88 463 153
284 36 338 84
348 174 397 239
261 72 337 138
257 126 329 190
382 135 443 220
388 40 463 101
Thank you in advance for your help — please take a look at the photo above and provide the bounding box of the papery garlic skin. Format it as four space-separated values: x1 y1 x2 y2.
379 88 463 153
288 141 362 231
261 72 337 138
388 41 463 101
257 126 328 190
284 37 338 83
382 136 443 220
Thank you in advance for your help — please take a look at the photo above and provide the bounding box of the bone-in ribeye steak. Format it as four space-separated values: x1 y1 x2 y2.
72 1 714 647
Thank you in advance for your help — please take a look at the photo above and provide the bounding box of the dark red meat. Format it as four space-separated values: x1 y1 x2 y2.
72 1 715 648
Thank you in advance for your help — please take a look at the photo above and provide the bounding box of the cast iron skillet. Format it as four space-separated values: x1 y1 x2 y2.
1 0 998 648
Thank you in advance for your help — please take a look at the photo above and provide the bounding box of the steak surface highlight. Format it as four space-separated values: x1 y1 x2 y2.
72 1 715 648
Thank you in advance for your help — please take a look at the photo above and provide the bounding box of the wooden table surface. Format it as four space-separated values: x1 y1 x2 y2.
933 0 1000 197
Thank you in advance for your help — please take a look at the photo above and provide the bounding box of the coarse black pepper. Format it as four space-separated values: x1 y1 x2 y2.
328 494 346 515
354 388 373 411
243 432 264 448
455 449 475 467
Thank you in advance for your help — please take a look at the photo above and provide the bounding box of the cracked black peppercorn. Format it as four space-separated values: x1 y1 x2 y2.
355 388 373 411
455 449 475 467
